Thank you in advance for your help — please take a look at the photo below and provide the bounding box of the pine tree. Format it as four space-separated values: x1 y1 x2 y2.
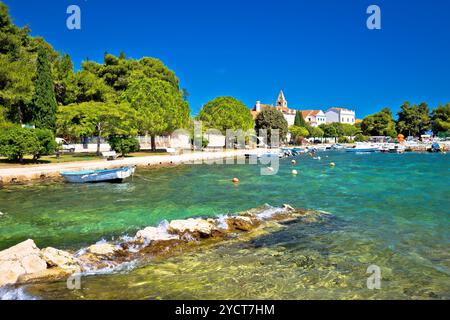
294 111 308 127
32 46 57 131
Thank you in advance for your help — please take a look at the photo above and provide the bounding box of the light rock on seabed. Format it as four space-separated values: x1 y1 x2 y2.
0 204 320 293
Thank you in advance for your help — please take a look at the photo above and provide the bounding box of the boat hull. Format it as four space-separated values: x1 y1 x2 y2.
61 166 135 183
346 148 379 153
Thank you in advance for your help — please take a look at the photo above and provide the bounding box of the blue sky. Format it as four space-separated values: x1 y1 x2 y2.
4 0 450 118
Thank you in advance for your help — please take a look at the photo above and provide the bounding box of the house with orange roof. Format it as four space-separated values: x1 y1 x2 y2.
300 110 327 127
251 90 356 127
252 90 297 125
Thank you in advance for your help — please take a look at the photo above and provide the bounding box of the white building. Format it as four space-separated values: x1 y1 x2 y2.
252 90 297 126
325 108 356 124
252 91 357 128
301 110 327 127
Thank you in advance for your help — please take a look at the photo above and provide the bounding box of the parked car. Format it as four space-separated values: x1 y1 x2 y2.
56 138 76 153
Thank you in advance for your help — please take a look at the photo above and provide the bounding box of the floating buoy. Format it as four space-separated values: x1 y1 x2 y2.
292 170 298 175
291 160 296 165
267 167 274 172
232 177 240 183
330 162 336 167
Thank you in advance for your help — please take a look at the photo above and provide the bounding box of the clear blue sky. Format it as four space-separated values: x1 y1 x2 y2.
4 0 450 118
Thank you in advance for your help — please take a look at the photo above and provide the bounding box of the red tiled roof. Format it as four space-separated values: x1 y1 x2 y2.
301 110 322 118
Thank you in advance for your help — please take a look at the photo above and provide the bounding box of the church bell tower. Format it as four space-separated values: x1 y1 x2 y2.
276 90 287 108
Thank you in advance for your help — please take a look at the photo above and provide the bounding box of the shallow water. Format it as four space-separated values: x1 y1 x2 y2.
1 152 449 299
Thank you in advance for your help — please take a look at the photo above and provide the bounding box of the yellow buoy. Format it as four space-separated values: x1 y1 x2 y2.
292 169 298 175
232 177 240 183
330 162 335 167
291 160 297 165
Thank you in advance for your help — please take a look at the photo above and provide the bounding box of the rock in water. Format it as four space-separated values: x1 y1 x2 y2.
136 227 179 242
17 267 74 285
226 216 261 231
41 247 80 272
168 218 221 239
0 239 47 287
87 243 118 257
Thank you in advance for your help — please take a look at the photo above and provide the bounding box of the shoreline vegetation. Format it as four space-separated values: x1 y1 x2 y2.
0 149 251 186
1 2 449 168
0 204 323 289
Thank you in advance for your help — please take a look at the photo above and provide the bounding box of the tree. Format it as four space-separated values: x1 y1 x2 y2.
308 126 324 140
109 136 140 157
31 45 57 130
53 53 74 105
32 128 57 160
341 123 359 137
396 102 430 137
354 133 369 142
319 123 337 138
122 78 190 151
0 125 41 162
64 70 115 104
56 102 138 155
197 96 254 135
431 104 450 134
289 125 309 144
294 111 308 127
361 108 397 137
255 107 288 144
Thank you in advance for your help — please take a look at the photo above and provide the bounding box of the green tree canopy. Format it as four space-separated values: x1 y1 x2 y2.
57 102 138 155
122 78 190 150
294 111 309 127
361 108 397 137
0 2 60 124
396 102 431 137
255 107 288 144
31 45 57 130
431 104 450 134
197 96 254 135
319 123 338 138
308 126 324 138
289 125 309 138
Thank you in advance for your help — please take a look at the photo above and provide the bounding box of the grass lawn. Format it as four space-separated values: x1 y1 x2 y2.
0 151 171 168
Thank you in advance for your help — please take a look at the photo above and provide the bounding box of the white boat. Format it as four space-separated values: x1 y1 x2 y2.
388 145 405 154
60 166 136 183
346 143 380 153
331 144 345 150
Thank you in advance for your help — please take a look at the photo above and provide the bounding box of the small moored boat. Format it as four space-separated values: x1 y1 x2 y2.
60 166 136 183
346 143 380 153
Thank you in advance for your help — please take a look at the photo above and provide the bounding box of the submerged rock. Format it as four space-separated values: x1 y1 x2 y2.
17 267 74 285
168 218 223 239
0 204 323 289
226 216 261 231
0 239 47 287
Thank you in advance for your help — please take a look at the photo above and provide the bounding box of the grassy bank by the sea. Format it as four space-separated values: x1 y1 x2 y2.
0 149 252 185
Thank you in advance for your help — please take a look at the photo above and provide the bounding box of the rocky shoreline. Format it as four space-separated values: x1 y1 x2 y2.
0 204 324 289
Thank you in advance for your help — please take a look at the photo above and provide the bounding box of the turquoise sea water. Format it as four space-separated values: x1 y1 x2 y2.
0 151 449 299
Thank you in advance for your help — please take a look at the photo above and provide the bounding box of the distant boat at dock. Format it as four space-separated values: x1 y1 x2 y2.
60 166 136 183
346 143 380 153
